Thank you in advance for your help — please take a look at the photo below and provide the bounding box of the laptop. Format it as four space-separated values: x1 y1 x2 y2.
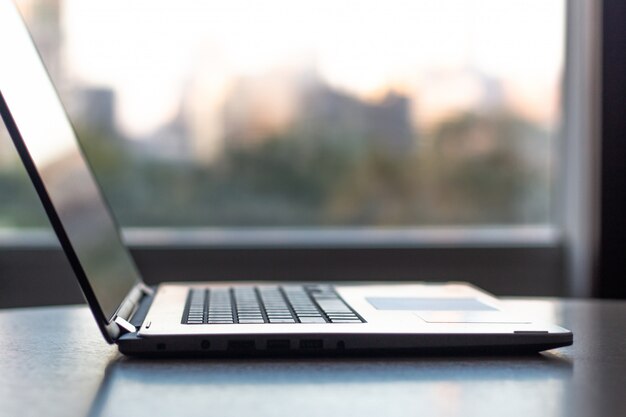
0 0 572 355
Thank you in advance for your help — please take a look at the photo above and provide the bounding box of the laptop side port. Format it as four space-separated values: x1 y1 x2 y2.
266 339 291 350
299 339 323 350
227 340 255 351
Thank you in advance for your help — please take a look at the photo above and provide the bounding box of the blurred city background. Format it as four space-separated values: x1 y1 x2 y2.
0 0 564 228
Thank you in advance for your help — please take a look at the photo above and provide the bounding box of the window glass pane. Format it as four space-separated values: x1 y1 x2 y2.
1 0 564 228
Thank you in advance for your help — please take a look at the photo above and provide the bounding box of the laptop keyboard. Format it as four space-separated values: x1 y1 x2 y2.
182 285 365 324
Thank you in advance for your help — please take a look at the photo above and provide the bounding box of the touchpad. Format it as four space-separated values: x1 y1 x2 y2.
367 297 496 311
366 297 530 323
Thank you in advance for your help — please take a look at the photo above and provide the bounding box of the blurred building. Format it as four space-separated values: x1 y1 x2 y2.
132 106 194 162
297 83 415 154
71 87 116 133
221 70 416 154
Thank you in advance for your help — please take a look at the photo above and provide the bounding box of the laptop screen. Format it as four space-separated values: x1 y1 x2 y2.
0 0 140 322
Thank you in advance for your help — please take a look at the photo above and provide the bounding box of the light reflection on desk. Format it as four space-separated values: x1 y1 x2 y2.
89 353 572 417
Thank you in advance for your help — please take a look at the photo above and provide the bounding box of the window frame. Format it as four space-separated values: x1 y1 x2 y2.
0 227 564 309
597 0 626 298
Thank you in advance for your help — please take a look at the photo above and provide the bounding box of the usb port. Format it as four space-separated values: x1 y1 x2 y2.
266 339 291 350
299 339 323 350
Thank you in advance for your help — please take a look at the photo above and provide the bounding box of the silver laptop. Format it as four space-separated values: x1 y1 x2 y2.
0 0 572 355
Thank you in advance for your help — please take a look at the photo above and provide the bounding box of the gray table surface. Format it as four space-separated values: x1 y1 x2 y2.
0 298 625 417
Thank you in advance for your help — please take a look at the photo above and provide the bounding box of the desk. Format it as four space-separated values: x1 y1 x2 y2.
0 299 625 417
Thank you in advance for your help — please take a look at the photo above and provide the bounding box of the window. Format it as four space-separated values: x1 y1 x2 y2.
1 0 597 305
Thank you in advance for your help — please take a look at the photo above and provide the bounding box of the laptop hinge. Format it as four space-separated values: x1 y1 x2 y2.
114 316 137 333
138 282 155 297
112 282 154 336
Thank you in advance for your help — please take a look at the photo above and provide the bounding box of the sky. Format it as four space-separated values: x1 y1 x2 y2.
60 0 565 138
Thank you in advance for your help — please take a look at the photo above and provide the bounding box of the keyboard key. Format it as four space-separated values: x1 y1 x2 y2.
299 317 327 323
330 318 362 323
